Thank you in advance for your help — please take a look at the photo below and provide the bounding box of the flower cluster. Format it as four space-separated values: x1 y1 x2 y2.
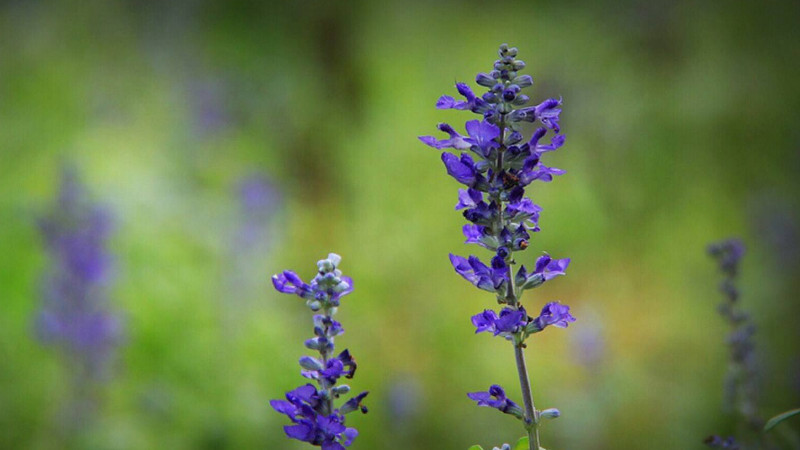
421 43 575 449
35 167 122 380
271 254 368 449
705 239 763 448
420 44 574 320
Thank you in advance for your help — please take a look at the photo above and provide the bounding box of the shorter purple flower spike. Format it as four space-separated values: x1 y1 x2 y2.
467 385 524 419
271 254 365 448
528 302 576 333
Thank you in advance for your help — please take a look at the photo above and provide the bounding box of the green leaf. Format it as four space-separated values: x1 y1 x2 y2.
764 408 800 432
512 437 529 450
467 446 484 450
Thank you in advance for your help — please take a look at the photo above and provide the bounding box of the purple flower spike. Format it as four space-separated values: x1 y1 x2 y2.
467 385 524 419
35 166 123 383
270 254 366 448
422 45 576 443
530 302 576 332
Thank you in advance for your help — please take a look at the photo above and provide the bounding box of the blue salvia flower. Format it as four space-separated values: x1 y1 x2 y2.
705 239 763 449
421 44 574 450
271 254 368 449
35 167 122 381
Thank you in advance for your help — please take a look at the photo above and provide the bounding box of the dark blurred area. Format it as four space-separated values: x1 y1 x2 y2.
1 0 799 449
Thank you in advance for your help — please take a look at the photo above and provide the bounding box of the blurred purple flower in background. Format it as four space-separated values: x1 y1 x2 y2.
223 174 282 317
35 167 123 381
235 174 282 252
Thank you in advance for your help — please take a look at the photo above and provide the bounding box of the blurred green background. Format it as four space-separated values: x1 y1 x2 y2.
1 0 799 448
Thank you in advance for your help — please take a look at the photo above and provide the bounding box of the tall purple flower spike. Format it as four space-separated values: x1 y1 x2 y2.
35 166 122 381
420 44 577 450
271 254 367 448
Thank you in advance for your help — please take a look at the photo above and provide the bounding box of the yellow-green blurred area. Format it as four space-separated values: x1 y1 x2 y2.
1 0 799 448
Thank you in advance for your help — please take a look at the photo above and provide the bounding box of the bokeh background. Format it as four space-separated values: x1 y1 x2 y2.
1 0 799 449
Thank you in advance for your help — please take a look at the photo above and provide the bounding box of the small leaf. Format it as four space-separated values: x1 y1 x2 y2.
512 436 529 450
764 408 800 432
467 446 484 450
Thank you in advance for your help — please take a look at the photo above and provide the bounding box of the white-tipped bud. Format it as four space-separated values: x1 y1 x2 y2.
540 408 561 420
298 356 323 371
327 253 342 266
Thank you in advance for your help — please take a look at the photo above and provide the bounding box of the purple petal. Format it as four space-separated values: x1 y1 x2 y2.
441 153 477 185
284 423 315 442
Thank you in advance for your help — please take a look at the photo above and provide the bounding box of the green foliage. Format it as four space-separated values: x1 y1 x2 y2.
764 408 800 433
513 436 529 450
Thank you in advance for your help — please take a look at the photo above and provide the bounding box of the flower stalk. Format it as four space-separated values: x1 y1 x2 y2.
421 44 577 449
271 254 368 449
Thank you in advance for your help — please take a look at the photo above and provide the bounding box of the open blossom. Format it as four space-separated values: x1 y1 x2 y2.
467 385 524 419
529 302 576 332
472 307 528 339
271 254 367 448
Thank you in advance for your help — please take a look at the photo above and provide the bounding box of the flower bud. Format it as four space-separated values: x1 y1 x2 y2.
317 259 335 273
512 94 529 106
476 73 495 87
304 338 321 350
307 300 322 311
333 279 350 293
299 356 324 371
513 74 533 88
520 273 544 290
327 253 342 266
332 385 351 396
540 408 561 419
